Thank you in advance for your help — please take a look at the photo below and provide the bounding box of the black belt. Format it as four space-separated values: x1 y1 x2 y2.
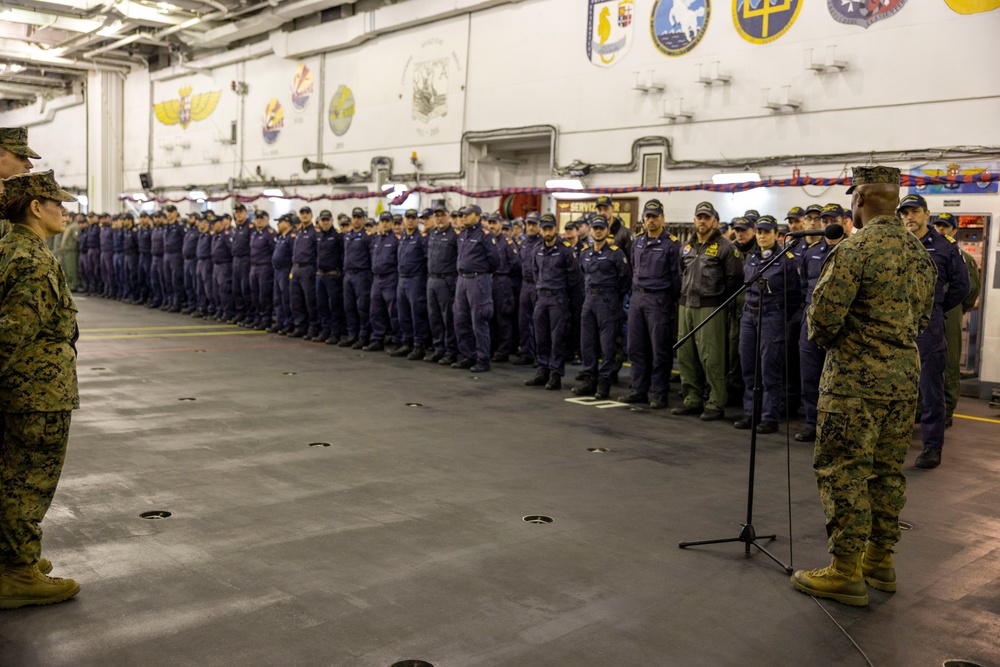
429 272 456 279
634 286 666 293
293 263 315 269
539 288 564 297
460 272 485 278
588 286 616 294
344 268 371 275
212 260 230 265
398 273 424 279
317 269 343 276
495 272 510 277
374 272 396 278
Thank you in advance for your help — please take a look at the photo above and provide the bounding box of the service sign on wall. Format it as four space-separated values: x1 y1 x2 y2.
587 0 634 67
556 198 639 230
908 163 999 195
651 0 710 57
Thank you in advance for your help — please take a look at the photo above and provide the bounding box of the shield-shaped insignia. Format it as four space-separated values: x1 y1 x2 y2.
618 0 634 27
652 0 711 57
734 0 802 44
827 0 909 29
588 0 634 68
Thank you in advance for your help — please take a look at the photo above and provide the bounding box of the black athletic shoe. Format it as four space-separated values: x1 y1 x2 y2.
469 363 491 373
511 356 535 366
451 358 475 369
544 374 562 390
617 392 649 404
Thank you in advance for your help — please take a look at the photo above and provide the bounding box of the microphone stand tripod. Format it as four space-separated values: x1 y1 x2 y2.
675 244 796 574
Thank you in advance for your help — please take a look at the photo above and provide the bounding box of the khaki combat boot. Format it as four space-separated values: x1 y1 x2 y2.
0 564 80 610
791 553 868 606
861 544 896 592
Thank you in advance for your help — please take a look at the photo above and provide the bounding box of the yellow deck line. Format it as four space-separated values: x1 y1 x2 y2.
82 325 237 333
954 413 1000 425
81 331 266 340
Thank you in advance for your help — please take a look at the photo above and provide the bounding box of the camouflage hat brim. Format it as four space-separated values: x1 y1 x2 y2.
52 186 78 203
8 145 42 160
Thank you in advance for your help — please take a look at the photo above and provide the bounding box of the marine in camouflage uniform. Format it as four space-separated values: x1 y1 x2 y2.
0 127 41 241
791 166 936 607
0 170 81 609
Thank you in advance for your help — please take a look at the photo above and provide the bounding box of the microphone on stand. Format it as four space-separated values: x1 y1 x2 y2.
785 224 845 241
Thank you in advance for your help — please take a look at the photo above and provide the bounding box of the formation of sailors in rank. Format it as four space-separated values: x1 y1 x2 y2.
56 193 977 469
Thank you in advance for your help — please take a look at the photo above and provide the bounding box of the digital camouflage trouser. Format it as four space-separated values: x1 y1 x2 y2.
814 394 913 555
0 411 71 566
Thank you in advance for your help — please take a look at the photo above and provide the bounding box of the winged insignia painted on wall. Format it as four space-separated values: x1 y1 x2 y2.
153 86 222 129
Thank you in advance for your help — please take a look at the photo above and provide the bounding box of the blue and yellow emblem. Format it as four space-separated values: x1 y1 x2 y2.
733 0 801 44
651 0 710 58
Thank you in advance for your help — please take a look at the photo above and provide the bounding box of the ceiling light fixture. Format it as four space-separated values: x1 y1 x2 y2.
712 172 762 185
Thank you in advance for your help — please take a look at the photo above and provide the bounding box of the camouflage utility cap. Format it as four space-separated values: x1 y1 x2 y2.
0 170 76 214
846 165 901 194
0 127 41 159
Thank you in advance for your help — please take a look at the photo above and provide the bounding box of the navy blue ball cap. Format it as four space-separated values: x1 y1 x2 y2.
378 211 392 221
805 204 824 215
821 203 844 218
786 206 805 220
525 211 540 223
743 209 760 222
934 212 958 228
255 210 270 219
404 208 418 218
539 213 557 228
459 204 483 216
897 194 928 211
351 207 366 217
233 203 247 211
433 202 447 212
590 214 609 229
595 195 613 208
695 201 718 218
419 208 433 219
731 217 753 230
643 199 664 215
564 221 577 230
318 210 332 219
501 219 512 230
755 215 778 230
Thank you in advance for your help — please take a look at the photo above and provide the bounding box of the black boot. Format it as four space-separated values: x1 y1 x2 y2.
525 370 550 387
